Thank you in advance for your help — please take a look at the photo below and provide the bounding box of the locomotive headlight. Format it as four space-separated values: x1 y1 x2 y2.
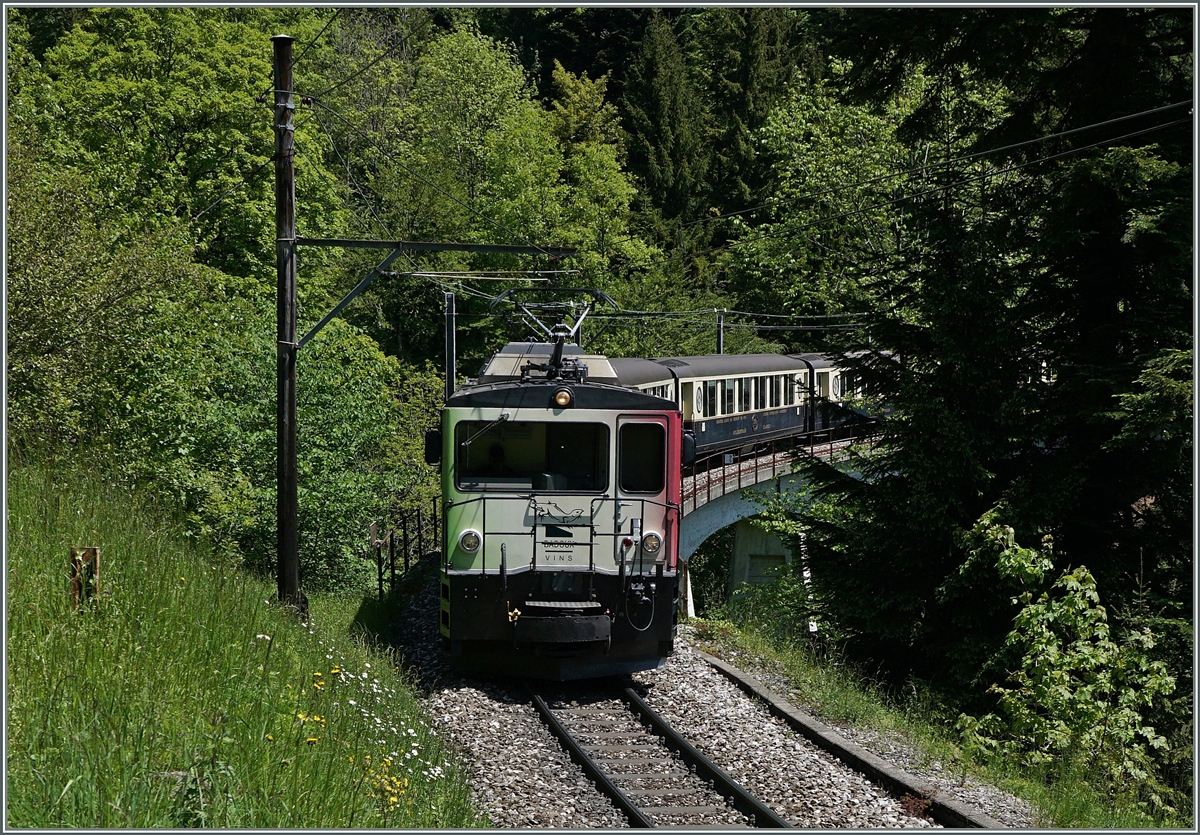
553 387 573 408
459 530 482 553
641 532 663 555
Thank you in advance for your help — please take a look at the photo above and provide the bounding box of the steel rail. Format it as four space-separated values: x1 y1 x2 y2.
620 687 792 828
526 685 655 828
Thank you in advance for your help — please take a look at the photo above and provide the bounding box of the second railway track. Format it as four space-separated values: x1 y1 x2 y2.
529 682 790 828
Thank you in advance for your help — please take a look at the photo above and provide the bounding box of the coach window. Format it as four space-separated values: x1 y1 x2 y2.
619 423 665 493
783 374 796 406
770 376 781 408
738 378 750 412
704 380 718 417
721 379 735 415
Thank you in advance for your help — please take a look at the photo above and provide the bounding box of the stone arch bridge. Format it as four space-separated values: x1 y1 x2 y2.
677 424 873 614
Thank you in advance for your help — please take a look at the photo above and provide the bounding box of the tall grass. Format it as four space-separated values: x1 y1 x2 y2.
6 458 480 827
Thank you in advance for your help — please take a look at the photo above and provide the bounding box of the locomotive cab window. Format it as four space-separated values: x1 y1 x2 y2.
456 420 608 491
619 423 665 494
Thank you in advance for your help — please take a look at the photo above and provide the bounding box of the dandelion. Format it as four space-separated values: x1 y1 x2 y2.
306 737 319 745
267 734 275 741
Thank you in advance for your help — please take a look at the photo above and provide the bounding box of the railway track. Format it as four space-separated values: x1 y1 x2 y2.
528 682 790 828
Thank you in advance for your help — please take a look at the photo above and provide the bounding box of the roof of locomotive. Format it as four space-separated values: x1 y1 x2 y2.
475 341 620 385
447 378 676 411
450 342 675 411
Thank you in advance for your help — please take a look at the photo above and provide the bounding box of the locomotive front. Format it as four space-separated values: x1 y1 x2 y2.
432 341 682 680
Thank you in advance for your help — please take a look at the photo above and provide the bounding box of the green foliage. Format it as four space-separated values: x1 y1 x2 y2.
7 10 439 594
687 7 809 212
621 11 710 222
110 269 436 592
6 105 199 450
8 12 1192 819
750 16 1191 804
956 509 1176 812
696 610 1183 827
727 59 919 345
681 524 734 617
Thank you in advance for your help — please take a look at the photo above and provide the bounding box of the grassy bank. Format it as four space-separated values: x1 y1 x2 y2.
691 617 1187 829
6 459 480 828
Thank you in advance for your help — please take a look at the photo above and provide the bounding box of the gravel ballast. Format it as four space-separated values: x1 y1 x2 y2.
390 559 1035 827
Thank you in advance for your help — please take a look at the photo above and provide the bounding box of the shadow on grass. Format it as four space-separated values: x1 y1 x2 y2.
350 552 448 694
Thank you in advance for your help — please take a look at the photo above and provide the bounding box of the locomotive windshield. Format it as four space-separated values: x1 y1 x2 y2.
456 420 609 492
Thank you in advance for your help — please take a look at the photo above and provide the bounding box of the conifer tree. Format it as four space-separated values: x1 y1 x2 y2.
621 11 710 222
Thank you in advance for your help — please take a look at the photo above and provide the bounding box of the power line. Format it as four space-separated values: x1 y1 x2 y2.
311 104 397 242
289 10 340 72
724 309 865 320
191 152 279 221
692 115 1191 260
257 12 342 105
678 99 1194 232
309 27 410 101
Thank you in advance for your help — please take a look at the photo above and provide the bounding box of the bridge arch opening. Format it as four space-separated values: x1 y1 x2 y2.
683 517 800 618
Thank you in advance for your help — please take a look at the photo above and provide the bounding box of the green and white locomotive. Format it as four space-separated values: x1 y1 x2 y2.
426 337 687 680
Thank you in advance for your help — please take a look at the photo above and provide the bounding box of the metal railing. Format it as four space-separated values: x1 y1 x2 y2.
682 420 878 515
366 497 441 599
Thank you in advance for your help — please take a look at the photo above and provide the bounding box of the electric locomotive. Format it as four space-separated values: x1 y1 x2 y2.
427 336 688 680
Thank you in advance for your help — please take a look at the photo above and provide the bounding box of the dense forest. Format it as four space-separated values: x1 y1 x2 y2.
6 7 1192 816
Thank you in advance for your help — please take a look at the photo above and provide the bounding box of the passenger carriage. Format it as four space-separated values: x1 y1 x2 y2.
609 352 849 456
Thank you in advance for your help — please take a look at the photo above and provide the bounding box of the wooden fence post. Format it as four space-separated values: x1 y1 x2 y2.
416 508 424 557
432 497 439 550
69 547 100 608
402 516 410 574
389 529 396 593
